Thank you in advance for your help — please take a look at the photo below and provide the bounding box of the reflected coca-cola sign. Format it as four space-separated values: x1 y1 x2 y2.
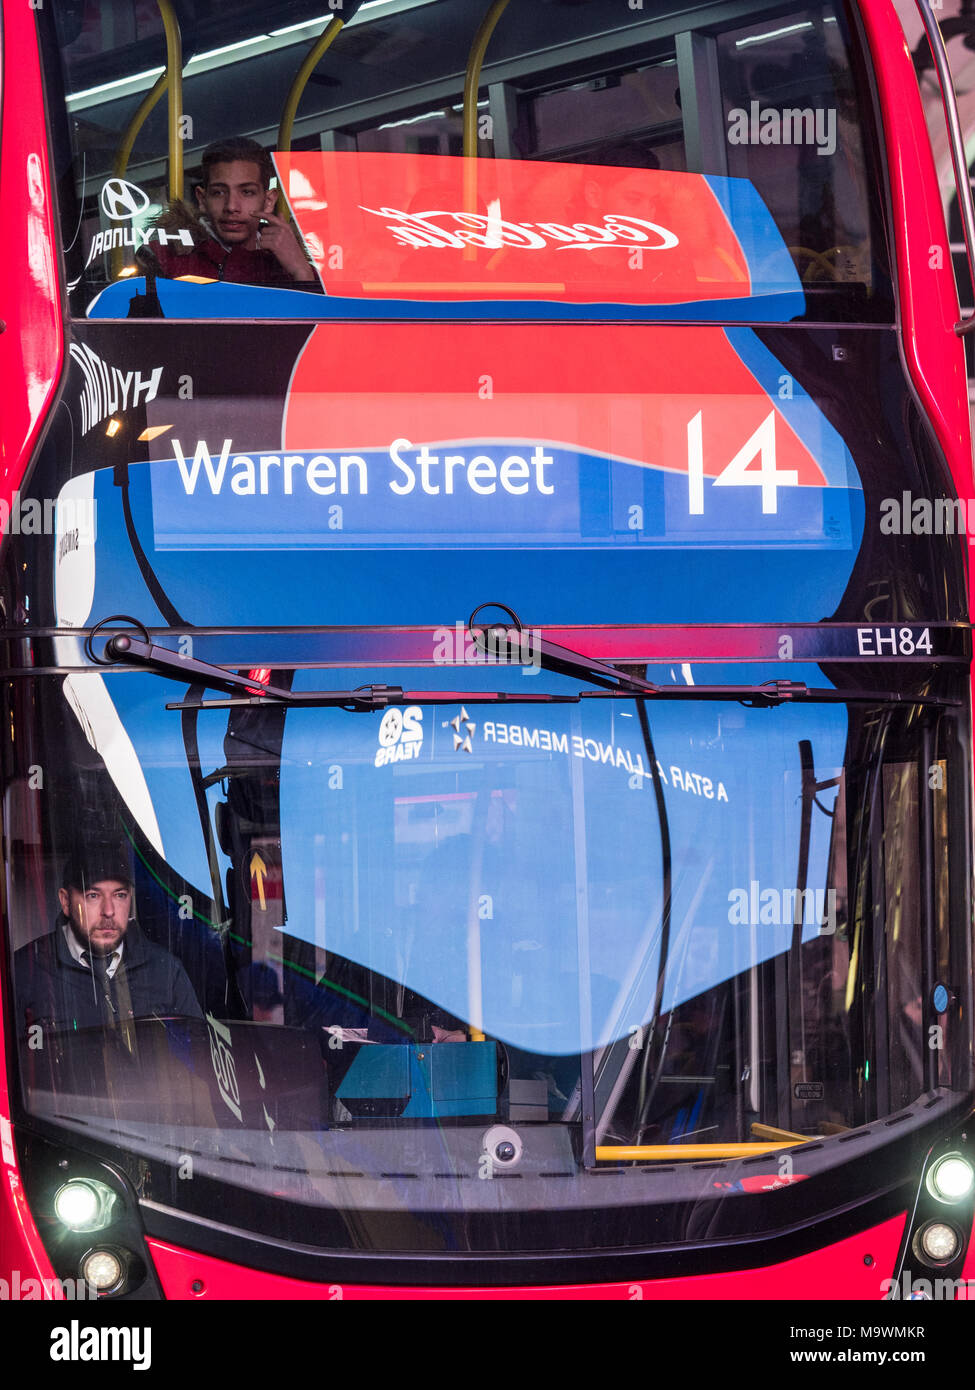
358 205 680 252
274 151 801 309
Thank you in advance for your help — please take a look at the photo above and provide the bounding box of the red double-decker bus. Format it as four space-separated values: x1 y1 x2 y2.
1 0 974 1305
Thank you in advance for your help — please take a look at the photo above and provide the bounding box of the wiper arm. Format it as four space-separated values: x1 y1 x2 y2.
89 618 298 700
88 619 586 710
469 602 659 697
467 605 962 707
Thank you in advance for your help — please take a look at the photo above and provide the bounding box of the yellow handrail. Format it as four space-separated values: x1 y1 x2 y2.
462 0 509 259
462 0 509 159
595 1141 807 1162
114 71 168 180
108 0 181 278
750 1123 811 1143
111 71 168 277
159 0 184 202
276 14 346 215
278 14 345 153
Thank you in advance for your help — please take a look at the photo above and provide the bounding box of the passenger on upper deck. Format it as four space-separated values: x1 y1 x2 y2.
149 137 322 291
14 842 202 1035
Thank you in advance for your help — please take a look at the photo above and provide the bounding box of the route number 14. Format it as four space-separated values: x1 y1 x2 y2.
687 410 798 515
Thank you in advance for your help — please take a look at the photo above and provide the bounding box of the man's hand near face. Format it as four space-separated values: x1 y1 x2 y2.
255 202 317 282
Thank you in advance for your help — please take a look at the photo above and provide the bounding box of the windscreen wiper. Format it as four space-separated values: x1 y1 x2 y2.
467 604 962 707
88 617 583 709
89 614 961 710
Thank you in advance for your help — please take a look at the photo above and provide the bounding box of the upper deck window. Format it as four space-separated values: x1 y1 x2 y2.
528 62 686 170
717 11 876 297
42 0 892 322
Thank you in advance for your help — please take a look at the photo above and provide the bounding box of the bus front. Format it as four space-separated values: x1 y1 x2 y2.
2 0 974 1300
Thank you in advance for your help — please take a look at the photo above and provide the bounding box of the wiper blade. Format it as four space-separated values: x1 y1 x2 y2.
580 681 959 707
165 689 584 711
165 680 959 713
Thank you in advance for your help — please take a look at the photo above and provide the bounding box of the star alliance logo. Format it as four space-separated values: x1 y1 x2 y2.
448 707 476 753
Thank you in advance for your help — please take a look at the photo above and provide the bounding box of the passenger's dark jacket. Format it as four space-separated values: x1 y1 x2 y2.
151 206 322 290
155 231 305 288
14 921 202 1034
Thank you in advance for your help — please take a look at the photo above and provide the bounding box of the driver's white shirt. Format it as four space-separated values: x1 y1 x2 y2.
62 921 123 977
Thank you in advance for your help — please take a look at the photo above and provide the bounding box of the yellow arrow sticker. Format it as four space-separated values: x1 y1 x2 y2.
250 853 268 911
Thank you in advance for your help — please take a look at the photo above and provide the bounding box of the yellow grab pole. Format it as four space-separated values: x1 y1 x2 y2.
114 70 168 180
750 1123 811 1143
462 0 509 259
158 0 184 202
108 0 182 277
278 15 345 152
111 71 168 276
276 15 346 214
595 1141 807 1162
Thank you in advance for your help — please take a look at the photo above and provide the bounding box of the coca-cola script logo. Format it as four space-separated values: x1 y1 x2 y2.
272 152 775 305
359 205 680 253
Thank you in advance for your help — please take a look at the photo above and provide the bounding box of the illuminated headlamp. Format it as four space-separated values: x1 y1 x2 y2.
53 1178 117 1233
926 1153 975 1205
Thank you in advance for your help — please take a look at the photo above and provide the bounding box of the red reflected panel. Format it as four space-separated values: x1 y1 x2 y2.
283 322 828 489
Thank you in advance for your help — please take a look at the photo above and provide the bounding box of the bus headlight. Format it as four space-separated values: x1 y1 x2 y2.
53 1178 117 1233
80 1248 125 1294
914 1221 961 1266
926 1153 975 1205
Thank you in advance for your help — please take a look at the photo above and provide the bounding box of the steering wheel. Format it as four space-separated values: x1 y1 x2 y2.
788 244 863 282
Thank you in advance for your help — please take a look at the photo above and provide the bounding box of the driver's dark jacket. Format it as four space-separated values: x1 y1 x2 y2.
14 921 202 1033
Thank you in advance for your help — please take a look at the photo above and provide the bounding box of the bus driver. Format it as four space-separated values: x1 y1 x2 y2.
14 844 202 1035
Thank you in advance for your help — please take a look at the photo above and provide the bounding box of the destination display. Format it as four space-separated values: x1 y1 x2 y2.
146 321 862 552
55 317 924 633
